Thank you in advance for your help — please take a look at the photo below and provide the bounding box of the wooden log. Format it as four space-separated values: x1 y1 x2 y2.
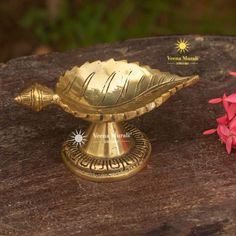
1 36 236 235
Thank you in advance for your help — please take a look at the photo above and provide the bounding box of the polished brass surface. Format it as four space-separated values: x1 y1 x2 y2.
81 122 134 158
15 59 199 182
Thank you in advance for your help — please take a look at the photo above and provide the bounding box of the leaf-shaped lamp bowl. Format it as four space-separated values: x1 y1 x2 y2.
15 59 199 182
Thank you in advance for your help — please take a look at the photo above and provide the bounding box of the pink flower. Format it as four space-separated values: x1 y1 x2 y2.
208 94 236 121
204 71 236 155
203 118 236 154
217 118 236 154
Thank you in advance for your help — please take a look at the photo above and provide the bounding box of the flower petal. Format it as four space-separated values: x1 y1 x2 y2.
217 114 228 125
225 94 236 103
229 71 236 77
223 94 230 112
229 116 236 129
203 129 216 135
208 98 222 104
217 126 227 143
230 127 236 135
226 136 233 154
227 104 236 120
219 125 230 136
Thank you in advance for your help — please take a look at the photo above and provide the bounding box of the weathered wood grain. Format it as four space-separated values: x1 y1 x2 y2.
1 36 236 235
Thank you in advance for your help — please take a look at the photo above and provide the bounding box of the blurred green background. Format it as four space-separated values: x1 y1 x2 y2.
1 0 236 62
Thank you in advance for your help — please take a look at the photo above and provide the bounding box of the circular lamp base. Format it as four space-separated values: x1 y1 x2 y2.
61 124 151 182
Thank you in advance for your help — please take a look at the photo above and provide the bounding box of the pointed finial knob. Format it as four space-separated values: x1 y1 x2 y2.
14 83 59 111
